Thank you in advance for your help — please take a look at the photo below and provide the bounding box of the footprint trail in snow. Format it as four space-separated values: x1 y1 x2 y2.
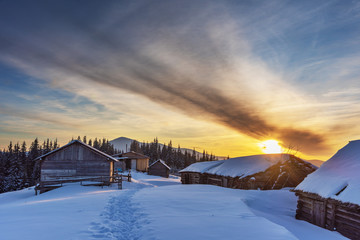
88 189 148 240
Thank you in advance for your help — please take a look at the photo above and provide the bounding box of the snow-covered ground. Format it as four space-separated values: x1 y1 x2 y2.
0 172 347 240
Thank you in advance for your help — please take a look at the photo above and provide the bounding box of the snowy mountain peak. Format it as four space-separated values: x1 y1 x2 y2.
111 137 134 142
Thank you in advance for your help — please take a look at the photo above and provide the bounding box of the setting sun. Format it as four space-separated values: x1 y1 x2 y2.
259 140 283 154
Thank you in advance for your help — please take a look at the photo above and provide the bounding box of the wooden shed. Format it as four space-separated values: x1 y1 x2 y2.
35 140 117 181
112 151 149 172
180 154 317 190
294 140 360 239
148 159 171 178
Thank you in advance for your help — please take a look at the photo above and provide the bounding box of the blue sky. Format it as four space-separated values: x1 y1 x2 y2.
0 0 360 158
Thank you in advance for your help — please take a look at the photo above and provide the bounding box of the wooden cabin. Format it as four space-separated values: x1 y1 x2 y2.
148 159 171 178
35 140 118 181
180 160 224 185
180 154 317 190
112 151 149 172
294 140 360 239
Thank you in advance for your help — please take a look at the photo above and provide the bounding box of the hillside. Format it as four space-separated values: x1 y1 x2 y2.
110 137 134 152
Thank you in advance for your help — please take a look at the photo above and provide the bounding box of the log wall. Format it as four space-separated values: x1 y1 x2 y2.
296 192 360 240
148 161 169 178
181 172 205 184
41 142 113 180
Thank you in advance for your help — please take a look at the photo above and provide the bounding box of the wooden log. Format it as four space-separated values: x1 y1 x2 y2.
298 200 312 209
296 212 312 222
336 222 360 239
299 196 316 204
298 205 312 215
296 209 312 221
336 209 360 222
336 207 360 220
335 213 360 230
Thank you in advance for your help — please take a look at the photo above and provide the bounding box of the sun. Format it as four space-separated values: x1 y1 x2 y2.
258 140 283 154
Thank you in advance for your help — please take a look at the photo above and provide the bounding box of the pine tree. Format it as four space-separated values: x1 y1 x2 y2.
20 141 28 185
53 139 58 150
28 138 40 184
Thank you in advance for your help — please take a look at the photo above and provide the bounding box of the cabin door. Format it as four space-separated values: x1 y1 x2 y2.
313 201 325 227
131 159 137 170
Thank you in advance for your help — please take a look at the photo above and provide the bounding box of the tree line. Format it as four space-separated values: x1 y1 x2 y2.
130 137 219 171
0 135 219 193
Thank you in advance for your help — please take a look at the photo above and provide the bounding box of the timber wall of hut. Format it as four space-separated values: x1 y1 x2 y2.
136 158 149 172
148 161 169 178
180 158 316 190
181 172 206 184
40 142 113 180
296 192 360 240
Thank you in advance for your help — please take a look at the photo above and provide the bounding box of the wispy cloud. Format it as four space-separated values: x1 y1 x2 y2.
0 0 360 155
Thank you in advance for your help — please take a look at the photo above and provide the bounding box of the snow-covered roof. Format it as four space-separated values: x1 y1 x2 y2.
149 159 171 170
35 140 118 162
296 140 360 205
180 154 311 178
179 160 225 173
205 154 292 178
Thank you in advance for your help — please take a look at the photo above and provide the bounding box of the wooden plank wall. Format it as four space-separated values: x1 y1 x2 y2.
136 158 149 172
180 172 202 184
41 143 111 180
296 193 360 240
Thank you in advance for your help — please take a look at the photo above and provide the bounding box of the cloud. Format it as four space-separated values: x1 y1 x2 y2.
1 0 352 154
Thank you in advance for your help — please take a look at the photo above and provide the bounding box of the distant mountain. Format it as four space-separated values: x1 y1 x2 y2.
306 159 325 167
109 137 227 160
109 137 134 152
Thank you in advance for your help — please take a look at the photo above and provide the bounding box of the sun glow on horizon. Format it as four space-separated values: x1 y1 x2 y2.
259 140 283 154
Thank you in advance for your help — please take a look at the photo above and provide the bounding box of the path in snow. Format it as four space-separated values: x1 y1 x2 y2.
88 190 147 240
88 174 181 240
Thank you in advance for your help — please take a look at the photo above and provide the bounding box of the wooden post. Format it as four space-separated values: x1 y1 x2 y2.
118 176 122 189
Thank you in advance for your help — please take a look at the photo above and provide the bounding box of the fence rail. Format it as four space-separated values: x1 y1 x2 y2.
35 173 131 195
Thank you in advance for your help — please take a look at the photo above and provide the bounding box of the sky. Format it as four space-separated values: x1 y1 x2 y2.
0 0 360 160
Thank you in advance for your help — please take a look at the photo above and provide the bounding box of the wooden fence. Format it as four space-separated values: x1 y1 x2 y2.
35 173 131 195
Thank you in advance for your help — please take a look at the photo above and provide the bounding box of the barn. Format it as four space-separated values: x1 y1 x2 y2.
112 151 149 172
295 140 360 240
148 159 171 178
35 140 118 181
180 154 317 190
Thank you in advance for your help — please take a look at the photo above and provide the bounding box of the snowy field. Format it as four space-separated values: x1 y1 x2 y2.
0 172 347 240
